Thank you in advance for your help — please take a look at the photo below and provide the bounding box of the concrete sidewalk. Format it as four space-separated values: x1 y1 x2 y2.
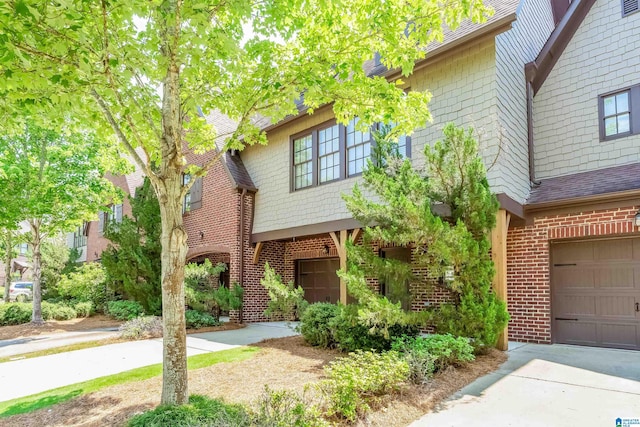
0 322 298 402
0 328 119 359
411 342 640 427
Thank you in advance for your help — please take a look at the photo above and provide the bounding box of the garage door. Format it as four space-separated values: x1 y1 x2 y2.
552 238 640 350
297 258 340 304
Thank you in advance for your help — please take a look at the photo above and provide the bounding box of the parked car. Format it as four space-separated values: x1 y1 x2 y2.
9 282 33 302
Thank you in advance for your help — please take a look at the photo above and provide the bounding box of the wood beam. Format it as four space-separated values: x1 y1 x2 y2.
252 242 263 265
491 209 511 351
350 228 362 243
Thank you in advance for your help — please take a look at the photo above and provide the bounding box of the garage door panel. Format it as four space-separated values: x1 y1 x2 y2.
556 295 596 316
556 321 597 346
552 238 640 350
596 267 635 289
595 239 634 261
597 296 636 319
601 323 639 349
553 242 594 263
554 268 595 289
297 258 340 304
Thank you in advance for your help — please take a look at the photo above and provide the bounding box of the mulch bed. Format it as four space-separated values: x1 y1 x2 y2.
0 315 123 341
0 335 506 427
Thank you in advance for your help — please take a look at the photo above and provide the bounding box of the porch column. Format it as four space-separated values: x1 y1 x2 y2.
329 228 362 305
491 209 510 351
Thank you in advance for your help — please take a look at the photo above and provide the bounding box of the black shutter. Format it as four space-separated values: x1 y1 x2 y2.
190 178 203 210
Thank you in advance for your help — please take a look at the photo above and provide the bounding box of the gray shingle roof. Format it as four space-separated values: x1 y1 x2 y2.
526 163 640 205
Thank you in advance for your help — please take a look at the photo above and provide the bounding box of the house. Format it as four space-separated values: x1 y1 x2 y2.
66 168 145 262
0 243 31 286
186 0 560 334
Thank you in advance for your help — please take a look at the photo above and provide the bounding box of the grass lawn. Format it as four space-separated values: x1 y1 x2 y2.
0 346 258 418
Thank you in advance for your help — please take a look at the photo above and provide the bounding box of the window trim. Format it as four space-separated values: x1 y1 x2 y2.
289 119 411 192
598 84 640 142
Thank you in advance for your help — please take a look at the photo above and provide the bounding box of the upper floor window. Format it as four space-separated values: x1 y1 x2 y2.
17 243 28 255
182 173 203 213
98 203 123 234
599 85 640 141
291 118 410 191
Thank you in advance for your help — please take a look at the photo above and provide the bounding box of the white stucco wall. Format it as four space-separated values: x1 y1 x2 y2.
533 0 640 179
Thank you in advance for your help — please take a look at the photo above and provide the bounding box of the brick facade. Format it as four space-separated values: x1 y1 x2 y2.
507 204 640 344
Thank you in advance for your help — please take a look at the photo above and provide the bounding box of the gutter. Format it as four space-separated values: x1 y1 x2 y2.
261 13 517 135
526 81 540 185
525 189 640 213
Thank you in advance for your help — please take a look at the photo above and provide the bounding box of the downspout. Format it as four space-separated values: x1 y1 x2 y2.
238 188 247 323
526 81 541 186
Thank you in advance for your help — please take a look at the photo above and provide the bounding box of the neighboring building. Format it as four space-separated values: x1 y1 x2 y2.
67 169 144 262
0 242 31 286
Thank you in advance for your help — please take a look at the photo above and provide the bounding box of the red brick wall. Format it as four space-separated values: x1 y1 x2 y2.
507 205 640 344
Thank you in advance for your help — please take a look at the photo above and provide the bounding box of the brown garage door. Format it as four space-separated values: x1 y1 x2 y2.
552 238 640 350
297 258 340 304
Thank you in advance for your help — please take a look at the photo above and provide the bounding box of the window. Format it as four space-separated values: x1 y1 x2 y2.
72 223 88 249
182 173 203 213
379 247 412 310
291 118 410 191
599 85 640 141
346 118 372 176
18 243 28 255
98 204 123 234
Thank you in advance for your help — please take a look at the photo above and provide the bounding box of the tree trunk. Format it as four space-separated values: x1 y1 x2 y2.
3 232 12 303
156 175 189 406
29 221 44 324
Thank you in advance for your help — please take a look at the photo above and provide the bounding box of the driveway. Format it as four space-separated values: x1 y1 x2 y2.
411 342 640 427
0 322 298 402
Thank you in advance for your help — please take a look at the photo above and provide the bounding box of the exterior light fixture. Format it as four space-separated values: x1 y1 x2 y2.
199 231 205 239
322 245 330 255
634 211 640 227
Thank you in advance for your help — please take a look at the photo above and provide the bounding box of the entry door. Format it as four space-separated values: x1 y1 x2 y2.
552 238 640 350
297 258 340 304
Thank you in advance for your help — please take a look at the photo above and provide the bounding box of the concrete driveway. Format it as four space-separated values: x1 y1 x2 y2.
0 322 298 402
411 342 640 427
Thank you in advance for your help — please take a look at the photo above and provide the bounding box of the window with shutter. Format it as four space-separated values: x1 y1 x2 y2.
190 178 203 210
622 0 639 16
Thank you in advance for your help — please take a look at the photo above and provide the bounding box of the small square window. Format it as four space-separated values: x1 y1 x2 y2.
599 88 637 140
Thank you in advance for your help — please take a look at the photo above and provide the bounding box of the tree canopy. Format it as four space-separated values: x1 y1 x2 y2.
0 0 492 405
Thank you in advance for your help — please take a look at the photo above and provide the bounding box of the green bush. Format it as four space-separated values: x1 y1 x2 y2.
253 387 328 427
55 262 107 310
0 303 32 325
119 316 163 340
299 303 340 348
214 284 244 312
74 301 93 317
127 394 251 427
331 304 419 352
261 262 308 321
107 300 144 321
41 302 77 320
392 334 475 383
318 350 409 421
185 310 220 329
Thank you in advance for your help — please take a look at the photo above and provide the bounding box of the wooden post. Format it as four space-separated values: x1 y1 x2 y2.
329 229 361 305
491 209 510 351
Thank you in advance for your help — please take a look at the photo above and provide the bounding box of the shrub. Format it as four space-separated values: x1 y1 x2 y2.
261 262 308 321
213 284 244 312
119 316 163 340
392 334 475 384
55 262 107 310
184 259 227 313
331 304 419 352
0 303 32 326
107 300 144 321
253 387 328 427
318 350 409 421
74 301 93 318
127 394 251 427
185 310 220 329
299 303 340 348
41 302 77 321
